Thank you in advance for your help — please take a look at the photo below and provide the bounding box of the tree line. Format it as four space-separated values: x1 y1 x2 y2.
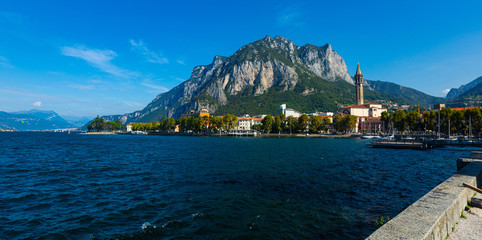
128 114 239 133
87 116 123 132
381 108 482 136
254 113 334 134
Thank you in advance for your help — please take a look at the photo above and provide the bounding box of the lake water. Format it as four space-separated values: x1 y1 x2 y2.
0 132 469 239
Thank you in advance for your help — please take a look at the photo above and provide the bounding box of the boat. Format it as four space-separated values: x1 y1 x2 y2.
361 135 380 139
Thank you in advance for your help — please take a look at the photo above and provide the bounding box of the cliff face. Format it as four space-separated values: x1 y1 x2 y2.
110 36 355 123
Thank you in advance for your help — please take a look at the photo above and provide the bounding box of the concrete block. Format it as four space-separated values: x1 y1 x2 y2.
471 197 482 209
471 151 482 159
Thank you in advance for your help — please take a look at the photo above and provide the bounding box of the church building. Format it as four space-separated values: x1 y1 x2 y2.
339 63 387 133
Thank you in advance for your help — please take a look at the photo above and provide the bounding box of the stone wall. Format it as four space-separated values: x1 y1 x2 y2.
366 155 482 240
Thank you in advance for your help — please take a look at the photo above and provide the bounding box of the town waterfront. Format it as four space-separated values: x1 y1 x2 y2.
0 132 469 239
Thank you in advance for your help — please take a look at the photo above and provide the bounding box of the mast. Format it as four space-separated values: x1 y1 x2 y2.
438 110 441 138
448 118 450 138
469 116 472 138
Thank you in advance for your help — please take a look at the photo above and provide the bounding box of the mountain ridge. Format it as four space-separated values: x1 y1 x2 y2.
0 109 76 131
103 36 443 123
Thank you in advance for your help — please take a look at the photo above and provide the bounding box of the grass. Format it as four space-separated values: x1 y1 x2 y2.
375 216 390 227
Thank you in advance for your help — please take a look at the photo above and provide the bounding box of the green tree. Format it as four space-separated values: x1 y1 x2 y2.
406 111 420 132
381 111 391 133
321 117 331 133
422 110 437 131
451 110 465 135
88 116 106 132
272 115 282 134
341 115 357 133
286 116 296 134
297 114 309 133
392 110 406 132
223 114 238 131
440 107 453 135
309 115 322 133
261 114 273 133
333 115 343 133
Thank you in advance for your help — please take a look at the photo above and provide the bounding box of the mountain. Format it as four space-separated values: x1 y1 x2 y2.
365 80 444 105
453 81 482 102
0 109 75 131
446 76 482 100
62 115 94 127
105 36 440 123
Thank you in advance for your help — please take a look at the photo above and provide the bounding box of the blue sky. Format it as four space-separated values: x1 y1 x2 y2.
1 0 482 118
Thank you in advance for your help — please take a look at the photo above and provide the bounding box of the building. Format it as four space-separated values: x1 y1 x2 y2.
355 63 364 105
339 64 387 133
181 108 210 118
434 104 446 110
126 123 132 132
341 102 387 118
235 116 263 130
279 104 301 118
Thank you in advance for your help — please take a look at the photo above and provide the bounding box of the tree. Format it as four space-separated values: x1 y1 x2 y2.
333 115 343 133
422 110 437 131
392 110 406 132
381 111 391 133
440 107 453 135
341 115 357 133
161 118 176 131
88 116 106 132
297 114 309 133
223 114 238 131
321 117 331 133
309 115 322 133
406 111 420 132
261 114 273 133
286 116 296 134
451 110 464 135
272 115 282 134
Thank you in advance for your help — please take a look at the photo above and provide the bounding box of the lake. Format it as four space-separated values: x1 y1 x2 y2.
0 132 469 239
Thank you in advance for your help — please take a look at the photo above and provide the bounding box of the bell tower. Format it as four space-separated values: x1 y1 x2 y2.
355 63 364 105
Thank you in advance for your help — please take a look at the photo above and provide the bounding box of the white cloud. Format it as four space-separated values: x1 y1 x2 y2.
141 82 169 92
130 39 168 64
0 56 14 68
61 46 133 77
442 89 451 96
69 84 95 90
176 60 185 65
33 101 42 107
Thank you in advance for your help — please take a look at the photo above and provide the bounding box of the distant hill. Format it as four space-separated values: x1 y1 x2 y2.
0 109 75 131
365 80 444 105
103 36 440 123
453 81 482 102
446 76 482 100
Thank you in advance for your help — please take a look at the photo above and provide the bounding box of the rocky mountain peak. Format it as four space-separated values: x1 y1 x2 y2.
107 36 359 122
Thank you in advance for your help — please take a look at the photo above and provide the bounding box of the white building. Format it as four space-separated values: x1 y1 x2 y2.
279 104 301 118
235 117 264 130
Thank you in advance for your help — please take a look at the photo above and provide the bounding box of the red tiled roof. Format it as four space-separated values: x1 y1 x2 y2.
342 105 369 109
452 107 479 111
364 102 381 105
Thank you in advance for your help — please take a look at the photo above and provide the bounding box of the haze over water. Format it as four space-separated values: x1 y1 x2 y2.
0 132 468 239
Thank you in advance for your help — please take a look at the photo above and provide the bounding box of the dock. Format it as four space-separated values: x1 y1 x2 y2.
368 139 431 150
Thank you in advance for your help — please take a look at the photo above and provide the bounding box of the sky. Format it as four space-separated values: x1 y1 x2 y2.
1 0 482 118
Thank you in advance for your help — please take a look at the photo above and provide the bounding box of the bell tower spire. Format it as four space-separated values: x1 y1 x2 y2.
355 62 364 105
